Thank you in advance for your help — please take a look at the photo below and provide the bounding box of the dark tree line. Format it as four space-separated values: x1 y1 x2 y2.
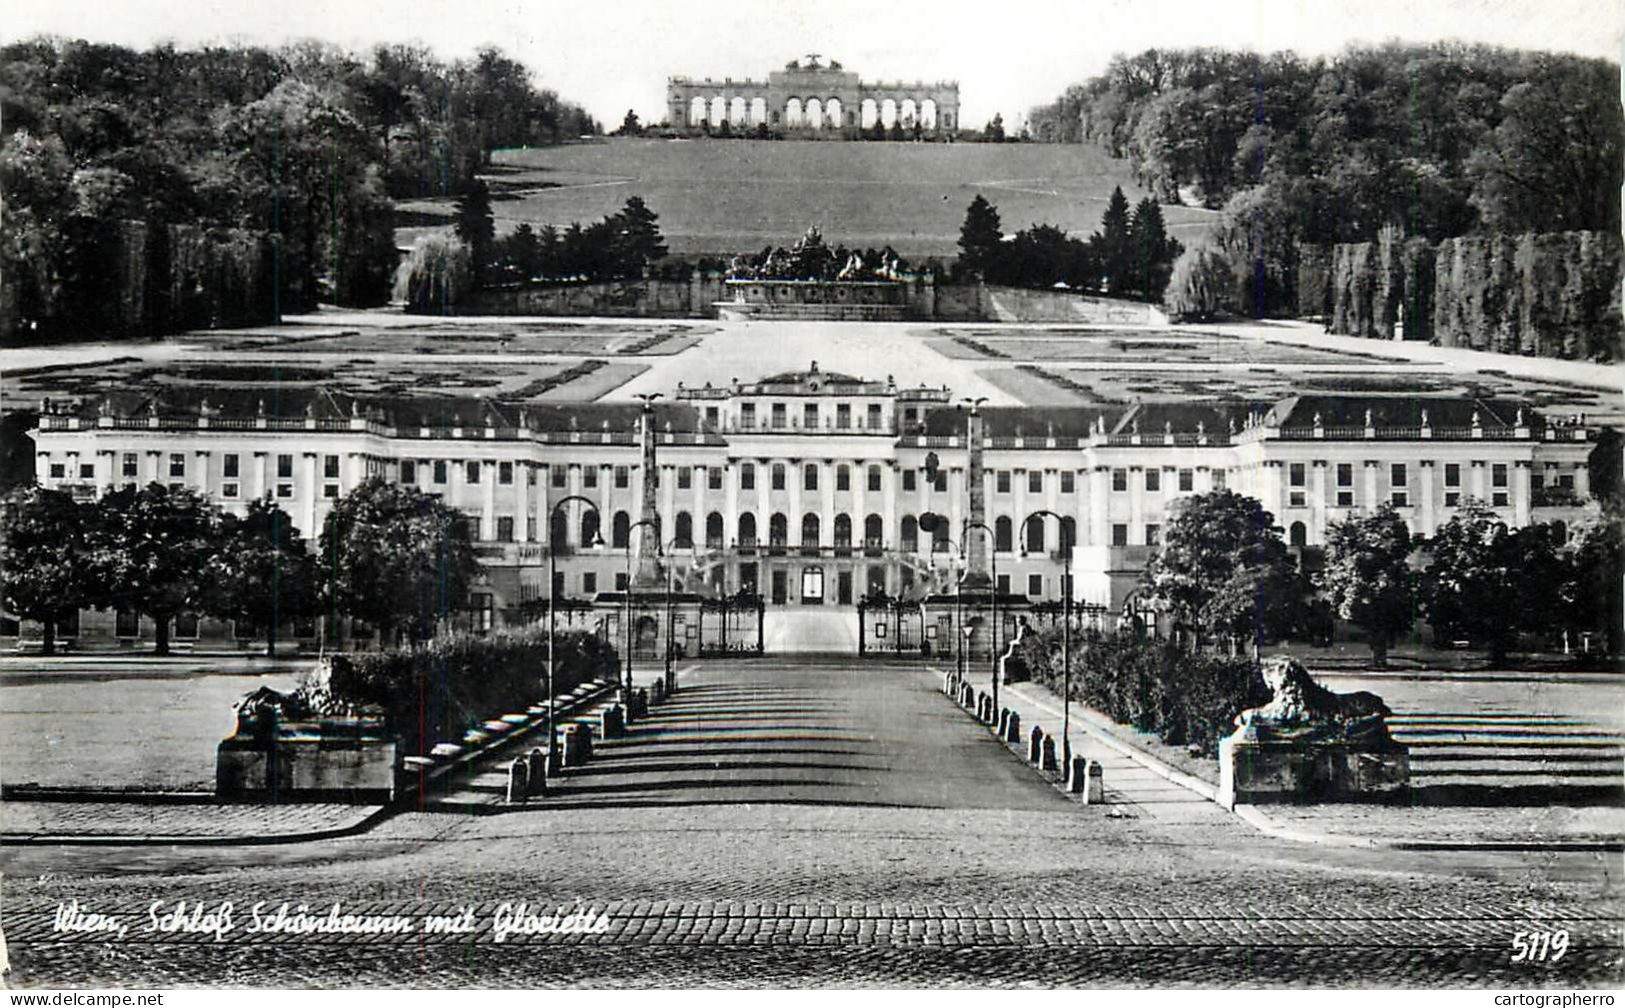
0 37 598 337
1031 44 1621 319
955 188 1182 300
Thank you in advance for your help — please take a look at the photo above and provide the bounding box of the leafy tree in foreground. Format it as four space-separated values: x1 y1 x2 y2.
90 484 220 656
0 486 95 655
1140 489 1305 656
393 232 473 311
318 477 480 646
1318 504 1415 667
956 194 1003 278
205 498 320 657
1422 499 1526 664
1163 244 1235 320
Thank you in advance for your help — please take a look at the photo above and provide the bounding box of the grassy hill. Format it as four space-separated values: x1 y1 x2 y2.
395 138 1219 261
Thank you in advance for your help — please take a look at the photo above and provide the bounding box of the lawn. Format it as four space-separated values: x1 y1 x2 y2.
395 138 1220 260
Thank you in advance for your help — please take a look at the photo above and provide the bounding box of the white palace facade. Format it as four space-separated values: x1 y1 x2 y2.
24 364 1599 647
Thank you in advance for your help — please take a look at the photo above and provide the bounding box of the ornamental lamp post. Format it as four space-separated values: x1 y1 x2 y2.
1022 508 1073 766
547 494 602 767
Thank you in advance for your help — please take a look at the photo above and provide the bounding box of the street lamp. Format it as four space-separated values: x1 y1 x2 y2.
624 517 663 706
1023 508 1074 765
548 494 602 766
961 519 999 717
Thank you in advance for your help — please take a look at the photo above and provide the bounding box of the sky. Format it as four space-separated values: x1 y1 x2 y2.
6 0 1622 127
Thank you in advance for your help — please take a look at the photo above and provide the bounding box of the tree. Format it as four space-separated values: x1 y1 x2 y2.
1565 500 1624 655
1127 197 1183 301
1163 244 1235 320
1140 489 1304 655
90 484 220 656
205 498 319 657
0 487 96 655
616 109 642 136
1318 505 1416 667
393 232 473 312
318 477 480 646
956 194 1003 278
608 195 667 279
502 222 541 281
1093 186 1133 295
453 178 496 280
983 113 1005 143
1421 499 1535 664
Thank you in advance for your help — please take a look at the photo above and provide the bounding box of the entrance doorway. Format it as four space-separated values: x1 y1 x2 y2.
837 570 852 604
801 566 824 605
771 569 788 605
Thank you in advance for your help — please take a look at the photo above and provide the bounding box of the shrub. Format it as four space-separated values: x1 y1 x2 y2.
317 629 619 756
1026 630 1262 756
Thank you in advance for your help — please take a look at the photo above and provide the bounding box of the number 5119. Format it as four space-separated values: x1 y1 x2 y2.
1511 930 1569 962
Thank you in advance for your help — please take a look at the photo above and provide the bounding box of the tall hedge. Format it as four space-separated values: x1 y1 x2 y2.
318 629 619 756
1296 244 1332 319
1433 231 1621 360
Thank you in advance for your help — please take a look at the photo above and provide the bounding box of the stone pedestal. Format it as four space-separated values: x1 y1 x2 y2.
1218 737 1409 809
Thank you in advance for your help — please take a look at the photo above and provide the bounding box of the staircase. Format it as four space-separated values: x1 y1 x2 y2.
1386 710 1625 802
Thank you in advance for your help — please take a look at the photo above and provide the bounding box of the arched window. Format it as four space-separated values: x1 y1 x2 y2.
729 96 746 124
801 512 820 547
899 98 917 128
749 97 767 125
833 513 852 547
1060 516 1077 550
1289 521 1307 547
920 98 938 129
689 96 706 126
860 98 879 129
709 96 726 125
805 97 823 130
880 98 897 128
1023 516 1046 553
611 510 630 548
825 97 843 128
864 513 883 546
581 511 600 547
901 514 918 551
675 511 693 548
706 512 724 549
785 97 803 127
995 516 1012 552
738 512 757 546
769 512 788 546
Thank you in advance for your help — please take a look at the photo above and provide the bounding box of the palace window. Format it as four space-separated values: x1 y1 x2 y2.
122 453 138 478
678 466 692 490
1061 471 1075 494
996 471 1010 494
499 461 513 485
323 485 339 499
222 483 239 498
277 454 294 479
771 403 787 429
582 572 597 594
169 453 186 477
1391 491 1409 507
1290 463 1306 487
434 461 449 484
804 464 818 491
804 404 818 428
1390 463 1407 488
1145 523 1160 546
615 572 628 591
401 461 417 484
48 463 65 479
552 465 567 488
1145 468 1160 492
582 467 597 489
741 463 756 490
1444 463 1460 487
1492 492 1509 507
1111 523 1129 547
466 461 481 484
1111 469 1127 492
1027 574 1044 597
223 454 240 479
836 465 850 491
276 484 293 498
741 403 756 428
1212 470 1226 489
932 470 947 493
709 466 723 490
867 404 883 429
1337 463 1353 487
994 516 1013 552
1492 463 1508 488
771 464 785 490
1444 492 1461 507
79 463 94 479
497 517 514 542
868 465 882 492
836 403 851 429
1028 471 1042 494
1178 469 1193 492
902 470 916 492
324 455 340 479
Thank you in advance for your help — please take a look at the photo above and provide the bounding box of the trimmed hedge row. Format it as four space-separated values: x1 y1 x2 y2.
315 630 619 756
1017 630 1264 756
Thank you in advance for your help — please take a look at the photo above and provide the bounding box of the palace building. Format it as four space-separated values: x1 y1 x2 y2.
23 364 1599 651
666 55 959 137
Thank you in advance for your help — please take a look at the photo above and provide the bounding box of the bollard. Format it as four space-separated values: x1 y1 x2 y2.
1066 755 1088 794
527 747 548 796
1027 725 1043 764
505 757 529 803
563 723 592 767
636 688 649 719
997 708 1010 738
600 705 624 740
651 679 666 704
1082 759 1106 804
580 722 594 762
1040 733 1058 772
1005 711 1021 744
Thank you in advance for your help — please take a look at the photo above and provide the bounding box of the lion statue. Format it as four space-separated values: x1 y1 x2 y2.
1232 655 1396 745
